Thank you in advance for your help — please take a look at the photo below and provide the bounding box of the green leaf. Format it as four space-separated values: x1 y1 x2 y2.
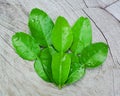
48 45 57 55
52 16 73 52
80 42 109 68
71 17 92 54
52 53 71 88
34 48 52 82
28 8 54 47
66 54 85 85
40 48 53 81
12 32 40 60
34 58 49 82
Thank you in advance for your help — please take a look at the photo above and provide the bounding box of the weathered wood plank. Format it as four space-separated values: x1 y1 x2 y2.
84 0 99 7
0 0 120 96
106 1 120 21
84 0 118 8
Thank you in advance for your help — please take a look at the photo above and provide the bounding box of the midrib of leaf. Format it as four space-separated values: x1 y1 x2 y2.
61 31 63 52
58 53 63 88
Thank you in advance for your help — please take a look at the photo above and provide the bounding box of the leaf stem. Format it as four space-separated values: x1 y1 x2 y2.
58 84 62 89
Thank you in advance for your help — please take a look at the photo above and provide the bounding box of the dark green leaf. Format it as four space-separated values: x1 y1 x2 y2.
71 17 92 54
66 54 85 85
12 32 40 60
34 48 52 82
80 42 109 68
52 16 73 52
28 8 54 47
34 57 49 82
52 53 71 88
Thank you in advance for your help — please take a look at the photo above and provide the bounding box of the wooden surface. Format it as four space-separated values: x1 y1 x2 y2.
0 0 120 96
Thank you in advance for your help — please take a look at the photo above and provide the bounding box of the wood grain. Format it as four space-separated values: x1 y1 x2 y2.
106 0 120 21
84 0 118 8
0 0 120 96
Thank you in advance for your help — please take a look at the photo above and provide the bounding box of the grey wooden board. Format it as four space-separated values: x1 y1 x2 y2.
106 0 120 21
0 0 120 96
84 0 118 8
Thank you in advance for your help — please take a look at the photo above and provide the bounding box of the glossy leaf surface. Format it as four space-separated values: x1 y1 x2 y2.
12 32 40 60
34 58 49 82
80 42 108 68
71 17 92 54
48 45 57 55
66 54 85 84
52 16 73 52
52 53 71 88
28 8 54 47
34 48 52 82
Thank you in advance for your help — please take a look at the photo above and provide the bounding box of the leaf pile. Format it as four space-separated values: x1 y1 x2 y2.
12 8 108 89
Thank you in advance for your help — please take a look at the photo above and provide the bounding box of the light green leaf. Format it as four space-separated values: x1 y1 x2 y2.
71 17 92 54
12 32 40 60
52 53 71 88
28 8 54 47
52 16 73 52
80 42 109 68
